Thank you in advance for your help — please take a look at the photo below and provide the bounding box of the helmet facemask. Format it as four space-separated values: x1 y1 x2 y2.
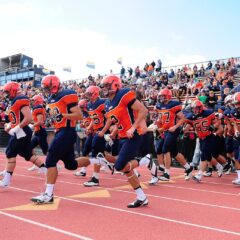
158 94 168 104
101 82 115 97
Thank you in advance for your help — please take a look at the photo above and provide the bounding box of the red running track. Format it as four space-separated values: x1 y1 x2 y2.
0 153 240 240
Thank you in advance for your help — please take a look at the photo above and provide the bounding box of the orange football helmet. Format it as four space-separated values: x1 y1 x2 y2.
85 86 100 101
3 82 20 99
41 75 60 94
101 75 122 96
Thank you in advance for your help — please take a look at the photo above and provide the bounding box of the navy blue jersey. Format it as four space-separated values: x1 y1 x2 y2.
186 109 215 139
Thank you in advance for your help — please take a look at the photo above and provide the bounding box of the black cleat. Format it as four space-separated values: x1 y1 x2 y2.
83 177 99 187
158 172 170 181
185 166 193 180
127 198 148 208
30 193 54 204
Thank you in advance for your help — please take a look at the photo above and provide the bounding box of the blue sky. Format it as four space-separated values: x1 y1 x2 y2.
0 0 239 79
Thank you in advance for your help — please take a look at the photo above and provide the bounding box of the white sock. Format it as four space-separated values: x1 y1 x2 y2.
165 169 170 175
198 170 203 177
89 158 99 165
3 172 12 185
93 172 99 179
80 167 86 173
237 170 240 179
133 169 139 176
139 155 150 167
183 163 190 170
45 184 54 196
135 187 146 201
216 163 222 170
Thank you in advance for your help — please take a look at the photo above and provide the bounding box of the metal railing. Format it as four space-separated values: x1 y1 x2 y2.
161 56 240 73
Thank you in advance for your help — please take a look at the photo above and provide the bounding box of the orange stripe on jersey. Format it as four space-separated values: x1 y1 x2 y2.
155 105 181 130
32 106 46 132
88 104 105 130
47 90 78 130
121 91 136 106
8 96 30 128
105 88 139 138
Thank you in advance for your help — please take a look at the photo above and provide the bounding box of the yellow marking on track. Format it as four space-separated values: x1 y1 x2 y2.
171 174 185 180
69 189 111 198
2 198 61 211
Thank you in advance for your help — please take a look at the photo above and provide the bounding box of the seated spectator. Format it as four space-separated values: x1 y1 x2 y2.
182 95 192 111
226 75 234 89
206 91 218 110
172 80 179 97
198 90 208 104
175 77 187 98
208 79 220 92
193 79 203 95
148 91 157 105
217 69 226 80
187 78 196 95
168 69 175 78
220 87 230 105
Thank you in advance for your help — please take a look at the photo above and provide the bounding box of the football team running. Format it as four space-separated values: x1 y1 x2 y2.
0 74 240 208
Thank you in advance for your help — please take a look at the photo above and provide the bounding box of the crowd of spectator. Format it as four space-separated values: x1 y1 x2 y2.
0 57 240 126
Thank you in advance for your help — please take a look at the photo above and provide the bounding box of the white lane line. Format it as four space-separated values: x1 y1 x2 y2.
0 210 93 240
0 160 236 186
159 184 238 196
4 185 240 237
8 172 240 213
13 172 239 197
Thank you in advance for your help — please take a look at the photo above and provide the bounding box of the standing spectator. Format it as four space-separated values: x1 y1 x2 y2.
135 66 141 78
151 60 156 69
128 67 133 77
215 61 220 71
193 64 198 77
120 66 125 78
206 61 212 70
144 63 149 72
199 64 205 76
155 59 162 72
168 69 175 78
147 64 154 76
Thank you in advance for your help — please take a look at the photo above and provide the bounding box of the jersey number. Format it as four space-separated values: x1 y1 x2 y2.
92 113 101 125
194 120 209 132
158 112 170 123
110 115 123 130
